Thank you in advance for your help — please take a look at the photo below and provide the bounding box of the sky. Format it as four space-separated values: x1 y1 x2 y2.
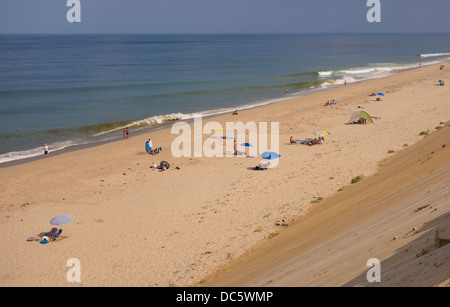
1 0 449 34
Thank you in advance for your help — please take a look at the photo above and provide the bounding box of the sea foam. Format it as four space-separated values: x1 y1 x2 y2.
420 52 450 58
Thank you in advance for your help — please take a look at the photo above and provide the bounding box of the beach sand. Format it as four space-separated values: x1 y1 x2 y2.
0 62 449 287
199 117 450 287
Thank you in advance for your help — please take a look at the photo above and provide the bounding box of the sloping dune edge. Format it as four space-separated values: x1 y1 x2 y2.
198 122 450 287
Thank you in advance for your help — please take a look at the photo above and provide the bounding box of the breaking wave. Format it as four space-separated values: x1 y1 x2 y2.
420 52 450 58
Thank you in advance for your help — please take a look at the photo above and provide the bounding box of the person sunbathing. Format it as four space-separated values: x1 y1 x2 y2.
255 161 270 170
150 147 162 155
150 163 160 169
150 160 169 170
290 136 296 144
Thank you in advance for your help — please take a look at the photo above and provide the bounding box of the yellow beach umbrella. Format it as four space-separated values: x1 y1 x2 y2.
313 131 330 137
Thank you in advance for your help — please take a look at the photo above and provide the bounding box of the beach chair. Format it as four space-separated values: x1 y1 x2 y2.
44 227 58 237
50 229 63 242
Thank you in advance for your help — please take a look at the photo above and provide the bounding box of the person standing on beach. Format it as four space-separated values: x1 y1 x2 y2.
126 127 129 139
44 144 49 158
123 128 126 139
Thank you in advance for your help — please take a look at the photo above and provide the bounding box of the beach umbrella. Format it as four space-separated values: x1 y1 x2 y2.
240 143 252 147
50 214 72 227
313 131 330 137
261 151 281 160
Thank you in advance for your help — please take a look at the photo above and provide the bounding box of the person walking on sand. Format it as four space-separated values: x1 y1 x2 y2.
44 144 49 158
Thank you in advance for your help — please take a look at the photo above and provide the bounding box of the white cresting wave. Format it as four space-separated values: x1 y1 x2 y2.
2 58 447 165
420 52 450 58
0 140 79 164
318 63 417 78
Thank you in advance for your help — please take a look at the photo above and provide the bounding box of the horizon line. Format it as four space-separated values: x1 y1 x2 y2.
1 32 450 35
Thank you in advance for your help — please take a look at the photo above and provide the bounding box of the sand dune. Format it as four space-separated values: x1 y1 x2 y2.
199 119 450 287
0 62 449 287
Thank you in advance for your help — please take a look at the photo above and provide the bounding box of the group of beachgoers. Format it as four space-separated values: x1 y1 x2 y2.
145 138 162 155
123 127 129 139
323 99 337 106
145 138 169 171
290 136 324 146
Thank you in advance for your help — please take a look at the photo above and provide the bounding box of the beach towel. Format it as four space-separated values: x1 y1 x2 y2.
51 235 68 243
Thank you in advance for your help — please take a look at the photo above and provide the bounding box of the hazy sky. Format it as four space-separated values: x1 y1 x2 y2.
1 0 449 34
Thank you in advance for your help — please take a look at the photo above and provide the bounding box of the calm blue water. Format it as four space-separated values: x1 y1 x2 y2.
1 33 450 163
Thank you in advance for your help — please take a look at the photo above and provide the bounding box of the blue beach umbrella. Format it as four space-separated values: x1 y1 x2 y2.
50 214 72 227
261 151 281 160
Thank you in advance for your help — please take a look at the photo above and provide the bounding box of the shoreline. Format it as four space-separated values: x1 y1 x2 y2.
0 60 433 169
0 61 449 287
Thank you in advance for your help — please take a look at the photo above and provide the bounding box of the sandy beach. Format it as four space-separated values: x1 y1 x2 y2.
1 62 449 287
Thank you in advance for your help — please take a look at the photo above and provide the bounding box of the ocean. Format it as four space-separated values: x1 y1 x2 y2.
1 33 450 164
